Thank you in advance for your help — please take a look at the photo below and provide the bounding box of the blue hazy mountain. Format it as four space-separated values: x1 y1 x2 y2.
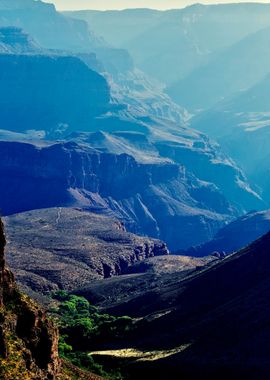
2 3 270 379
0 26 41 53
68 4 270 85
0 33 262 250
168 26 270 110
0 2 264 251
0 0 187 126
0 53 110 132
0 0 104 51
191 71 270 204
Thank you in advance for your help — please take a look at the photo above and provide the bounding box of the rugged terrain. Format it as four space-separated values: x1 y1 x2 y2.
0 2 187 126
75 255 216 311
69 4 270 86
191 72 270 204
0 53 110 133
85 232 270 379
0 140 261 250
4 207 168 298
0 5 264 251
183 209 270 257
0 218 60 379
168 25 270 110
3 1 270 379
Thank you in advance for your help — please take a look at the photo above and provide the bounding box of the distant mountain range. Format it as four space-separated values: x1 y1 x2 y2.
66 3 270 215
0 1 264 250
168 25 270 110
191 71 270 204
67 4 270 87
2 2 270 378
0 0 268 252
0 0 187 125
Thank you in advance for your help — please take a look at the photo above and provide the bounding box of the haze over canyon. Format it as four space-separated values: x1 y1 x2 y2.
0 1 270 379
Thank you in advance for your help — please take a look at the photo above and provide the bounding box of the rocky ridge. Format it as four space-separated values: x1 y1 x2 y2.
5 208 169 297
89 231 270 379
0 218 60 379
0 1 188 126
0 140 254 250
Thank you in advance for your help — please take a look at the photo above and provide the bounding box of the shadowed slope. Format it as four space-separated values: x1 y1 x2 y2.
95 232 270 379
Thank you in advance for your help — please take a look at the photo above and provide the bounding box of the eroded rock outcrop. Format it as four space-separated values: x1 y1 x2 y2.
0 139 263 250
0 26 40 53
0 141 232 250
0 218 60 379
5 208 169 296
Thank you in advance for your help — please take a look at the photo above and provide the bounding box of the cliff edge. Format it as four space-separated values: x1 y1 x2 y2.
0 218 60 379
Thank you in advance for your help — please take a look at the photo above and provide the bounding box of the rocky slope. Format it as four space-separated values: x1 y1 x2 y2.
67 126 262 215
0 1 264 252
0 53 110 134
4 208 168 297
0 218 61 379
0 0 186 129
0 26 40 53
75 255 216 311
0 140 261 250
0 27 262 250
92 231 270 379
182 209 270 257
0 0 102 52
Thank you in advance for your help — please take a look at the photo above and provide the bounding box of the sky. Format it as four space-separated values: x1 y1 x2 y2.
45 0 270 11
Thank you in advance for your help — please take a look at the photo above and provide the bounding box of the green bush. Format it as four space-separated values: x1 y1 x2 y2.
51 293 132 379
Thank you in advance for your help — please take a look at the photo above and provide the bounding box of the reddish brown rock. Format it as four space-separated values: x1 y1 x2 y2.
0 218 61 379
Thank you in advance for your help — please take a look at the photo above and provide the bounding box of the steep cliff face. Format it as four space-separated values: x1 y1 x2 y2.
0 1 188 127
0 141 237 250
0 26 40 53
0 53 110 133
0 0 101 52
0 219 60 379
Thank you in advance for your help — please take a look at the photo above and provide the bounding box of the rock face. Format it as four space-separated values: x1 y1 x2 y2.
182 209 270 257
0 26 40 53
0 0 264 252
0 53 110 133
0 0 188 128
0 218 60 379
0 140 260 250
0 0 101 52
5 208 169 296
0 22 263 251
